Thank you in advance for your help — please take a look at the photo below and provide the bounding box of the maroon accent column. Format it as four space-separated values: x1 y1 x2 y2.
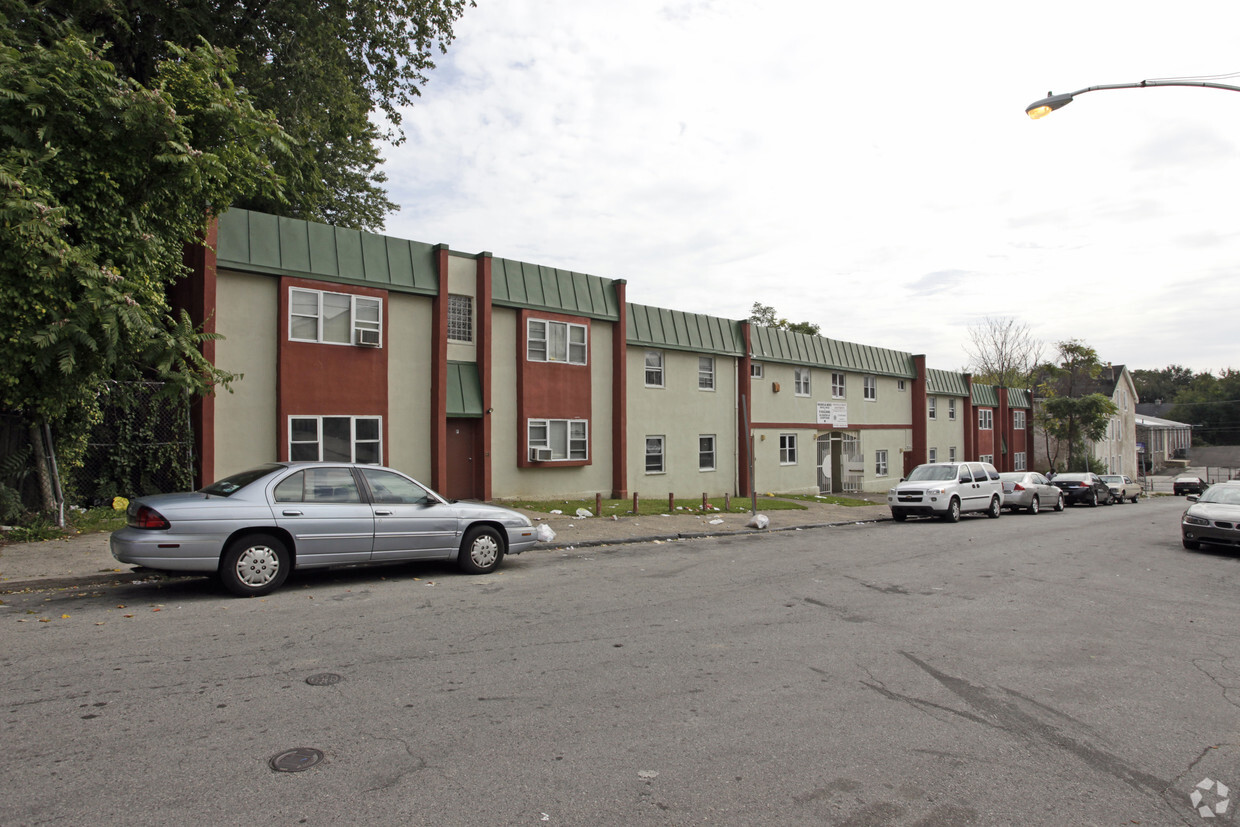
178 220 218 487
478 254 493 500
963 374 975 461
738 323 753 498
431 245 450 493
910 355 927 474
997 387 1011 471
612 281 628 499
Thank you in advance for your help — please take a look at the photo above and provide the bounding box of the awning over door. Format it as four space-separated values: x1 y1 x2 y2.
447 362 483 418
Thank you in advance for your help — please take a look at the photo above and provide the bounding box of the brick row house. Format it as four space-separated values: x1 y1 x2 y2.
177 210 1034 498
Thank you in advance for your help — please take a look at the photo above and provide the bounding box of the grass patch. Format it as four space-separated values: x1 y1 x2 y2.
1 505 126 545
498 495 808 517
767 492 881 507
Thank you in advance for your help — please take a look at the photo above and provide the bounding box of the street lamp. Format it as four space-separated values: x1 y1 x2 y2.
1026 79 1240 119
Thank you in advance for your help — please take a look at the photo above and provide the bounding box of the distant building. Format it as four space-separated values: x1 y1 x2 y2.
1032 364 1138 475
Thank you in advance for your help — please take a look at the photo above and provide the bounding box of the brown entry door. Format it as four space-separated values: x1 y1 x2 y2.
445 419 480 500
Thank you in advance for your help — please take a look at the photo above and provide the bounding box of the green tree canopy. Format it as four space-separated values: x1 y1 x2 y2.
1034 340 1119 471
1 3 287 446
1131 364 1197 405
49 0 474 229
748 302 821 336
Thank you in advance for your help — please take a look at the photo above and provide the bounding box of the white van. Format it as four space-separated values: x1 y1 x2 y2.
887 461 1004 522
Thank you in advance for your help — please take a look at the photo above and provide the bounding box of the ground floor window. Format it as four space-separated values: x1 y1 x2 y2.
1014 451 1027 471
645 436 665 473
528 419 588 461
780 434 797 465
699 435 716 471
875 449 888 477
289 415 382 464
928 447 937 463
949 447 957 463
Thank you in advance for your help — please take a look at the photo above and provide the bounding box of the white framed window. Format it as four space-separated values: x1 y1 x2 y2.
699 356 715 391
863 376 877 401
929 447 937 463
751 362 764 379
528 419 589 461
1014 451 1027 471
875 449 889 477
948 398 957 421
289 287 381 346
897 379 906 391
832 372 846 399
1013 410 1026 430
645 435 665 474
779 434 798 465
527 319 587 365
978 409 994 430
980 453 994 464
447 294 473 343
794 368 811 397
699 435 716 471
948 446 957 463
645 351 664 387
289 415 382 464
928 397 937 420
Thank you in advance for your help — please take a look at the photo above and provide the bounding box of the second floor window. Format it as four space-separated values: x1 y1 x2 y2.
699 357 715 391
528 319 587 365
978 409 994 430
794 368 811 396
863 376 877 401
832 372 846 399
928 397 937 420
645 351 664 387
290 287 381 346
447 294 473 342
948 398 957 420
1014 410 1026 430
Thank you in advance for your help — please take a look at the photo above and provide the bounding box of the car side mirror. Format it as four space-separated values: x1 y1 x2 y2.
1187 495 1199 503
959 476 970 484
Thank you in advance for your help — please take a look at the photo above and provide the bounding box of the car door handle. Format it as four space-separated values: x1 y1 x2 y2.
375 510 393 516
282 510 303 516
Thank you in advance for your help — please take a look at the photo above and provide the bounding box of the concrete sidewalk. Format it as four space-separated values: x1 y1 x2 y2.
0 497 893 592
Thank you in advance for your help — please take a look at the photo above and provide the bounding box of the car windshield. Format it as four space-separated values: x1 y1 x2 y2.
200 464 282 497
1199 486 1240 505
906 465 957 482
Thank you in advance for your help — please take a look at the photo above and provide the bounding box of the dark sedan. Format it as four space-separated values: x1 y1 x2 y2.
1050 472 1113 507
111 462 539 596
1173 475 1209 496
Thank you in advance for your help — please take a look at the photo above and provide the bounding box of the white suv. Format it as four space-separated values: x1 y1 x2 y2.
887 461 1004 522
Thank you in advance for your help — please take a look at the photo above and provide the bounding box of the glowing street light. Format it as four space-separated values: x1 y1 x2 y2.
1025 78 1240 119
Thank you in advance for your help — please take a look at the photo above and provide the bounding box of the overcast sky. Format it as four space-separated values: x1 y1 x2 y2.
380 0 1240 379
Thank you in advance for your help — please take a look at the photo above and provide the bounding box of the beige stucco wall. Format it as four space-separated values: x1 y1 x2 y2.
386 293 434 479
489 310 615 498
212 269 278 478
445 254 477 364
627 348 738 497
750 427 818 495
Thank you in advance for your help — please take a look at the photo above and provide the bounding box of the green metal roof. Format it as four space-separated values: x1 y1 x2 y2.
749 326 915 377
446 362 483 418
216 209 439 293
1006 387 1031 409
926 368 969 396
971 384 999 407
491 257 620 320
626 303 743 356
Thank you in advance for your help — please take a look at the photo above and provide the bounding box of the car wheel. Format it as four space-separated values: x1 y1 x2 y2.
1131 493 1140 503
220 534 290 597
941 498 961 523
1053 493 1065 512
1112 494 1123 505
1182 537 1201 551
1088 490 1098 507
891 510 907 522
987 496 1001 518
1027 495 1040 515
459 525 505 574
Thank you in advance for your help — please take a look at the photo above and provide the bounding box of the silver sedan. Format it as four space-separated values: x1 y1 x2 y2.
111 462 538 596
998 471 1064 514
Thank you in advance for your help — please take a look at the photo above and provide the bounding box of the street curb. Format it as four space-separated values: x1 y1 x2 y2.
546 516 889 550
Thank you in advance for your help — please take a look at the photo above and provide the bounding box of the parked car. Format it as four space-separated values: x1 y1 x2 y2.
1181 481 1240 550
997 471 1064 514
1050 472 1114 507
1100 474 1142 503
111 462 538 596
1173 475 1209 496
887 461 1003 523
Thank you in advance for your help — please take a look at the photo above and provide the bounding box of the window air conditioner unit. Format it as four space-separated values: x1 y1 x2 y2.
356 328 381 346
530 447 553 462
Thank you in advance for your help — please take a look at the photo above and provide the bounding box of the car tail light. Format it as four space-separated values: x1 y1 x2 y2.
1012 483 1025 491
129 505 170 530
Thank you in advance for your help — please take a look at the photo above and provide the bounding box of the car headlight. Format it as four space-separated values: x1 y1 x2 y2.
1183 515 1210 526
925 487 946 495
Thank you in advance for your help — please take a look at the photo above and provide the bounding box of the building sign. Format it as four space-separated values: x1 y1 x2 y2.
816 401 848 429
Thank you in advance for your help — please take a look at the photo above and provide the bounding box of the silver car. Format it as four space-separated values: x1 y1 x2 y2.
111 462 538 596
1181 480 1240 551
997 471 1064 514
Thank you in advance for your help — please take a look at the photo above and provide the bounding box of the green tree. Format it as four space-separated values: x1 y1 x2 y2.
1170 369 1240 445
1034 341 1119 471
1 5 288 504
748 302 821 336
1131 364 1197 405
50 0 474 230
962 315 1041 388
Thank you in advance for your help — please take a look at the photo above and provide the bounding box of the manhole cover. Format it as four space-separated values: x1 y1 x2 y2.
269 748 324 773
305 672 343 686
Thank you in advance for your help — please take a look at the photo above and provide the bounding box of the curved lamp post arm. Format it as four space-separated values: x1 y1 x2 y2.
1026 79 1240 118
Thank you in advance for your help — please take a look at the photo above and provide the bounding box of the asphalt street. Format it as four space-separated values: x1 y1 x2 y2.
2 496 1236 825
